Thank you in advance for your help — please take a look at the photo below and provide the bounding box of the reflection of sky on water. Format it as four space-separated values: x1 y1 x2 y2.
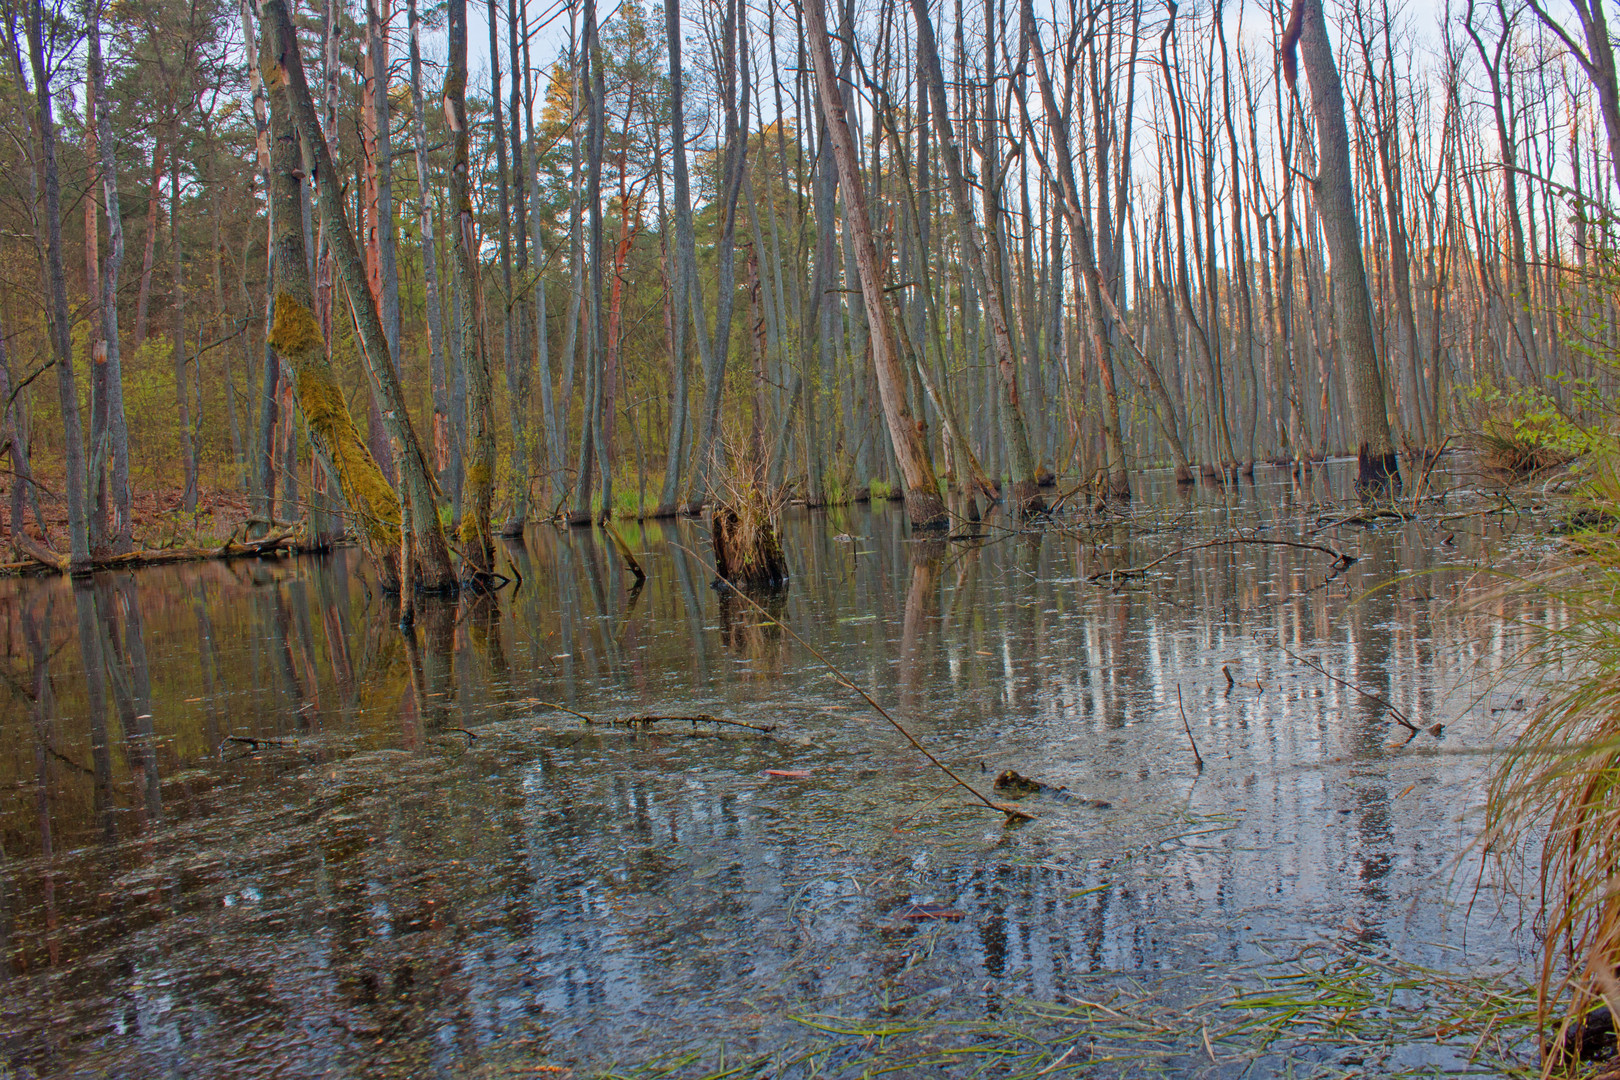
0 461 1553 1076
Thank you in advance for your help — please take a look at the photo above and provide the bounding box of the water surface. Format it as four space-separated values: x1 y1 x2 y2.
0 462 1558 1077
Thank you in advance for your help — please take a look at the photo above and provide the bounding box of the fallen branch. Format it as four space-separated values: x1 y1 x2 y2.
7 526 304 576
623 713 777 733
675 543 1034 822
1277 645 1419 733
13 533 66 572
535 700 597 724
1311 507 1411 532
1088 535 1355 584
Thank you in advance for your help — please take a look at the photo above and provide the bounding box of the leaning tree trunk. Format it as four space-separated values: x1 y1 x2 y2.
260 6 400 578
1286 0 1401 494
803 0 945 530
909 0 1043 513
260 0 459 590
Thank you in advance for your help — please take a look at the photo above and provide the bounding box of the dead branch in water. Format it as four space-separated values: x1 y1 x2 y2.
1176 684 1204 771
603 522 646 582
676 543 1034 823
534 702 776 734
1277 645 1420 733
1088 535 1356 585
622 714 776 733
535 700 597 724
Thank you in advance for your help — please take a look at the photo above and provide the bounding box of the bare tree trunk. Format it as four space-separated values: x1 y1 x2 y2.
85 52 106 552
1285 0 1402 494
241 0 277 536
132 139 166 349
25 0 90 565
171 162 198 512
909 0 1042 513
655 0 690 517
804 0 944 529
502 0 531 534
446 0 496 568
407 0 449 492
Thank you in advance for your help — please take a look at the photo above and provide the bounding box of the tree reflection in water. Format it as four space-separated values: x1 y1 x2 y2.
0 465 1550 1075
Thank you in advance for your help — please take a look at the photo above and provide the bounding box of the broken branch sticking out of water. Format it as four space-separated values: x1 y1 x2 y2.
1088 535 1356 585
1176 684 1204 771
675 544 1034 822
602 523 647 583
1276 645 1420 733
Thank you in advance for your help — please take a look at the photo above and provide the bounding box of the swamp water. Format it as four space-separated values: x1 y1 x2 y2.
0 462 1563 1077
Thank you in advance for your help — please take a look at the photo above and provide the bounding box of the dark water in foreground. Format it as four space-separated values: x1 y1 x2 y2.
0 463 1560 1077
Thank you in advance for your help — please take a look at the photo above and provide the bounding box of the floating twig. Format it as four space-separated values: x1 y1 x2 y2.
225 735 290 750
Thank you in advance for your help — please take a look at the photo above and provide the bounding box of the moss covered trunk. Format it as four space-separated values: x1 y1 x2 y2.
260 0 459 590
259 14 400 579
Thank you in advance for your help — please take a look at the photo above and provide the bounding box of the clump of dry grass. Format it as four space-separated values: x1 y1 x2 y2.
708 434 789 590
1486 516 1620 1073
1475 416 1577 480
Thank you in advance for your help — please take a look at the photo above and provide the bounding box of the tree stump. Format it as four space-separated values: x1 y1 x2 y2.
711 501 788 590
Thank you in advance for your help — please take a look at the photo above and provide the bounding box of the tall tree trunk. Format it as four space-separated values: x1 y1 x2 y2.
261 0 460 590
25 1 90 565
84 52 106 552
446 0 497 567
1285 0 1402 494
260 6 400 578
171 161 198 512
242 0 278 535
83 6 135 549
655 0 690 517
132 139 166 349
362 0 401 483
909 0 1042 513
804 0 944 529
407 0 449 487
502 0 531 534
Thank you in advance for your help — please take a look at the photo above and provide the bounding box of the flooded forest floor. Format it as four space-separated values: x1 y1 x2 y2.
0 460 1571 1078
